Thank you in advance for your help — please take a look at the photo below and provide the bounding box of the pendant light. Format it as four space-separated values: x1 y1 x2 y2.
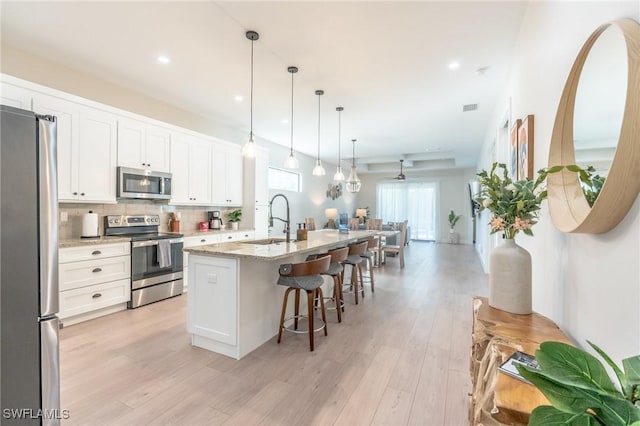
242 30 259 158
346 138 361 193
284 66 299 169
333 107 345 181
312 90 326 176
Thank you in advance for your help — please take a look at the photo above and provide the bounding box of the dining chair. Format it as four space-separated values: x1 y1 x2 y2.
382 221 407 268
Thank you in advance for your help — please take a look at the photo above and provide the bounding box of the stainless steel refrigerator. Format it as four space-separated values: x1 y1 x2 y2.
1 105 61 425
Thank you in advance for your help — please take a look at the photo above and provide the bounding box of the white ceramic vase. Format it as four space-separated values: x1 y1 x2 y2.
488 238 532 314
230 222 239 230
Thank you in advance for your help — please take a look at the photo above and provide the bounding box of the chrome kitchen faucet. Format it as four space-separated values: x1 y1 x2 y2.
268 193 291 243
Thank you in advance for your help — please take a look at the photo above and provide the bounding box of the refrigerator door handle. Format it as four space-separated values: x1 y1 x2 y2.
41 317 61 426
38 115 59 317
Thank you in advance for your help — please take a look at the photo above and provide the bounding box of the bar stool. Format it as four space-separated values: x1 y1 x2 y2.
277 255 331 351
341 240 368 305
322 247 349 322
360 236 376 293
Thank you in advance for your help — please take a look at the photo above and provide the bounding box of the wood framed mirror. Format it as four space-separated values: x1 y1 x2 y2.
548 18 640 233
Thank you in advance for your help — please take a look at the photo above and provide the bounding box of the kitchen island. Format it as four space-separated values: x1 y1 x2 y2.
184 230 374 359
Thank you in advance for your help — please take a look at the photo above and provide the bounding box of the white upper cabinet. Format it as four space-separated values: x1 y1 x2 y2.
33 94 117 203
1 83 33 110
78 107 117 202
170 133 211 205
242 146 269 206
211 142 242 206
117 118 170 172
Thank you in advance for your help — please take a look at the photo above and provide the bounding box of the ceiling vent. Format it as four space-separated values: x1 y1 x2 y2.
463 103 478 112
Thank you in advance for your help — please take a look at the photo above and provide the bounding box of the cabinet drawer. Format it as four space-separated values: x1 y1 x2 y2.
59 242 130 263
59 279 130 319
222 231 255 242
59 255 130 291
183 235 220 248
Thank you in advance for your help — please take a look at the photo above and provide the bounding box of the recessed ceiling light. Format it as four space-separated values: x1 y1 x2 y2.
157 55 170 64
235 95 244 102
281 119 289 124
448 61 460 70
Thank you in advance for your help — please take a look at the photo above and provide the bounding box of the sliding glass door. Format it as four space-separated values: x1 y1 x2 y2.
376 182 438 241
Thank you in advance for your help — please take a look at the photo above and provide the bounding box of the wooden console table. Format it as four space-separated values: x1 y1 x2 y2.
469 297 573 425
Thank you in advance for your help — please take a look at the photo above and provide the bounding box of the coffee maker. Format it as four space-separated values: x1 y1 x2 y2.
208 211 223 230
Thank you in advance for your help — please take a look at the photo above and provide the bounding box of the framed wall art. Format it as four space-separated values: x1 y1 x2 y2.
510 118 522 178
517 115 535 180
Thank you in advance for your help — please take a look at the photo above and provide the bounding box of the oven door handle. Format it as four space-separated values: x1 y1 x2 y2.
132 238 184 248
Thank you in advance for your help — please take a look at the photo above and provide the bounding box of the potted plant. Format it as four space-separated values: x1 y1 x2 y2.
447 210 462 244
517 341 640 425
228 209 242 230
448 210 461 232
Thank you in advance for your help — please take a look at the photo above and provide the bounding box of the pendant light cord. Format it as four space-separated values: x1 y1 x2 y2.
290 71 294 156
250 38 254 140
317 93 321 161
352 139 356 167
337 109 341 165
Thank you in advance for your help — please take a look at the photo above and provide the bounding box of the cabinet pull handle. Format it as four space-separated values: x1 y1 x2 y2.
92 267 102 273
92 293 102 299
80 192 85 196
91 250 102 255
227 236 232 239
200 239 206 243
73 192 78 195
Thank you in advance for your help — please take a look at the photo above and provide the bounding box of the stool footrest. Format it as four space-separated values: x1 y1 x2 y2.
283 314 326 334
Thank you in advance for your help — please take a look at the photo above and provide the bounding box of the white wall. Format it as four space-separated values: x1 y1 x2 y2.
477 1 640 362
358 168 477 244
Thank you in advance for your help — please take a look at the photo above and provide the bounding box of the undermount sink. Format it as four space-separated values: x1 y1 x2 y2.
242 238 297 245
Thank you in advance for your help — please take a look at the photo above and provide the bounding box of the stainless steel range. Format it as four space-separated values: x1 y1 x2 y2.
104 215 183 308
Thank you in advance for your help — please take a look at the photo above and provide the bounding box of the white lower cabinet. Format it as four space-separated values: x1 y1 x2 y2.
182 234 221 293
188 256 238 347
59 242 131 325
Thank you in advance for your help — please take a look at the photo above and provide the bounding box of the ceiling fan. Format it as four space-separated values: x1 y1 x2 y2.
388 159 407 181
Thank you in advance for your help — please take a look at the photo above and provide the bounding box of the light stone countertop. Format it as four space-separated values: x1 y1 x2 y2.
59 236 131 248
184 230 375 261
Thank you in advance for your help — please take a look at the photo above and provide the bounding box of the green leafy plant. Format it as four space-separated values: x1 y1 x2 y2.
516 341 640 426
228 209 242 223
563 164 606 207
448 210 461 229
475 162 551 239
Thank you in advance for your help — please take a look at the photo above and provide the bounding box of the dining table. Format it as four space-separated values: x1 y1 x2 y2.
374 229 400 266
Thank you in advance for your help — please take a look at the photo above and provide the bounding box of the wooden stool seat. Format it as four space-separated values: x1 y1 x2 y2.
277 255 331 351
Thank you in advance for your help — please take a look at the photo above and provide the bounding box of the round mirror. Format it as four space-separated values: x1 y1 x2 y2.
573 25 626 176
548 18 640 233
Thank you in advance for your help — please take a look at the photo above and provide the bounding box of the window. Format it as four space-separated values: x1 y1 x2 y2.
268 167 301 192
376 182 438 241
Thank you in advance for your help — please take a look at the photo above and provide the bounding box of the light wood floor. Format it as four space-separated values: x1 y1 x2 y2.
60 242 488 426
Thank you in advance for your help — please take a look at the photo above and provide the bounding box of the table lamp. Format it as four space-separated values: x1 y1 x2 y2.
325 208 338 228
356 208 367 221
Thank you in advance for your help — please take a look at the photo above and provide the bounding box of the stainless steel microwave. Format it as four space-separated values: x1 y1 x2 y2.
117 167 172 200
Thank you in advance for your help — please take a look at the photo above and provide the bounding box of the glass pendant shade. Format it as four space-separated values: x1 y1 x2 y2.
333 166 345 181
242 134 256 157
242 31 259 158
313 159 326 176
285 151 299 169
